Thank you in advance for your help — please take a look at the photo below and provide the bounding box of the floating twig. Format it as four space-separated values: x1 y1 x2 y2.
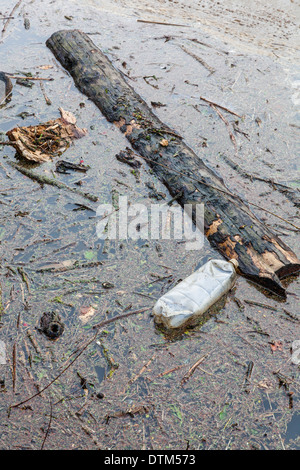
282 309 300 323
222 154 300 208
180 353 210 386
180 45 215 75
41 398 53 450
1 0 22 41
39 81 52 105
17 266 30 293
153 365 185 379
12 342 17 392
92 307 150 330
12 307 150 408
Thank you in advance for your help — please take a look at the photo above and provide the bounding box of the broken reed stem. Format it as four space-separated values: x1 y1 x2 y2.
11 307 150 408
180 45 215 74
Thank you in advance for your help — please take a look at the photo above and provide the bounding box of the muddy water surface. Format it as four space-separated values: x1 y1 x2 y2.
0 0 299 450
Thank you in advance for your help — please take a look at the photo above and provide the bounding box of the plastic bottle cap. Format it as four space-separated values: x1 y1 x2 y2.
229 259 239 270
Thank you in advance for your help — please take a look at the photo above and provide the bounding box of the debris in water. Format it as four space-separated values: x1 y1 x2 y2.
55 160 90 174
115 148 142 168
79 305 96 324
39 311 65 340
0 71 13 106
102 282 114 289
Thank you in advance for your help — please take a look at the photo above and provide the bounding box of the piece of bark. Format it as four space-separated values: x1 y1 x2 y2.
46 30 300 296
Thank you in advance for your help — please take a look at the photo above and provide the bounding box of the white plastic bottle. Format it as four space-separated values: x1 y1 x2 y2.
153 259 238 329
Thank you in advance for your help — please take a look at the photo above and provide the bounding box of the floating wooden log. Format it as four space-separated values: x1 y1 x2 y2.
46 30 300 297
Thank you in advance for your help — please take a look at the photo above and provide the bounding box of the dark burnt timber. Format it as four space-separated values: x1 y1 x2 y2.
46 30 300 297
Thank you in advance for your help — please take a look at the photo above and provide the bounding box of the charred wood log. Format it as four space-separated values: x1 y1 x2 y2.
46 30 300 296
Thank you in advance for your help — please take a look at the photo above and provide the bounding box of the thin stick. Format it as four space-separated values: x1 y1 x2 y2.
153 365 185 379
11 307 150 408
210 103 238 154
222 153 300 207
6 75 53 81
39 81 52 105
11 329 99 408
199 95 242 118
0 141 17 146
137 19 188 27
181 353 210 386
1 0 22 39
135 154 300 230
8 161 99 203
0 162 11 179
41 398 53 450
249 202 300 230
92 307 150 329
